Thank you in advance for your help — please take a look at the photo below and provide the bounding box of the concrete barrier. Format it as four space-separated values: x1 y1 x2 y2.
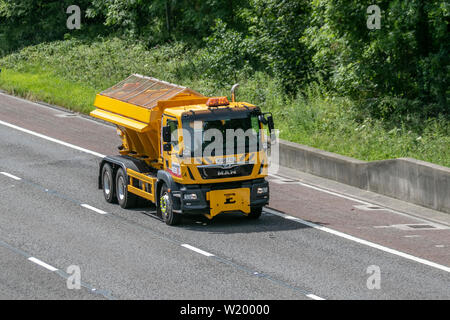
276 139 450 213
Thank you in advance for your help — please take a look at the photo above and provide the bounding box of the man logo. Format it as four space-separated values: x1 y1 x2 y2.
217 169 237 176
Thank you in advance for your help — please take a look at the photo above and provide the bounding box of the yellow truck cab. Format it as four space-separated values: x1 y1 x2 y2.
90 74 274 225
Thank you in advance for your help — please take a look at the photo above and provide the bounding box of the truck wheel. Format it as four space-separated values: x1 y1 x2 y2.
247 207 263 219
102 163 116 203
159 184 181 226
116 168 137 209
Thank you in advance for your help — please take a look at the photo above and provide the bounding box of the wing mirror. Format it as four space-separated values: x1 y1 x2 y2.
162 125 171 143
258 113 274 133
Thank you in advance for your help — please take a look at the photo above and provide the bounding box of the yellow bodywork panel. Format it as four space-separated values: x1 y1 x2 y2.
93 94 152 123
206 188 250 218
90 109 150 132
126 169 157 202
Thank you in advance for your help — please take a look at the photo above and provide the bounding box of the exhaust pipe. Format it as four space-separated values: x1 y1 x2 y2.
231 83 239 102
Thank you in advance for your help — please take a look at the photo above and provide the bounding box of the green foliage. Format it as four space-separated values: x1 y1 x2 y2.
0 1 448 165
242 0 312 93
304 0 449 118
85 0 246 46
0 0 97 52
197 20 254 85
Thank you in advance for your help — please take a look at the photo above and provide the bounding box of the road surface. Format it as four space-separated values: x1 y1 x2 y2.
0 92 449 299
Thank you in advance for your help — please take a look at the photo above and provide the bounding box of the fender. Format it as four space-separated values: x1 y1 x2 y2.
156 170 181 210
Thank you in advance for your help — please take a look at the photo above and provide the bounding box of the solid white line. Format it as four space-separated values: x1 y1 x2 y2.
181 244 215 257
81 204 107 215
306 294 326 300
0 119 105 158
28 257 58 272
269 174 369 205
0 172 22 180
265 207 450 273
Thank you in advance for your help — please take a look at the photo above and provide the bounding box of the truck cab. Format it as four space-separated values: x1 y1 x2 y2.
90 74 274 225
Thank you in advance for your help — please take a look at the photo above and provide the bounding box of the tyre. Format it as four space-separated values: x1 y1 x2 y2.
115 167 138 209
101 163 116 203
158 183 181 226
247 207 263 219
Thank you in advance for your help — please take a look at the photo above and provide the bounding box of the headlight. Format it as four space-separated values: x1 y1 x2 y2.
257 187 268 194
183 193 198 200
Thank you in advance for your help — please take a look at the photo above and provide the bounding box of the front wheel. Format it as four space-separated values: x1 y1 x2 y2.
158 184 181 226
247 207 263 219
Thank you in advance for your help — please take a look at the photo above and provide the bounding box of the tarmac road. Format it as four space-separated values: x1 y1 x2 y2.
0 92 449 299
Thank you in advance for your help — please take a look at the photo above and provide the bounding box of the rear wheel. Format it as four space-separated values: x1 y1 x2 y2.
102 163 116 203
116 168 138 209
158 184 181 226
247 207 263 219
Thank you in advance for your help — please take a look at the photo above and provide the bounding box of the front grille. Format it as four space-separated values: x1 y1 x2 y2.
198 164 254 180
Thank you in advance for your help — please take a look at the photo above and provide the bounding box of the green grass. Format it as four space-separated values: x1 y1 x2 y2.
0 68 97 113
0 38 448 167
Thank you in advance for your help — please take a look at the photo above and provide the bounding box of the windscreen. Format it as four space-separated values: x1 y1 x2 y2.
181 115 261 157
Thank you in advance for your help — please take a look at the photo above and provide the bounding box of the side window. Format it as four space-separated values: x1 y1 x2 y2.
251 116 260 134
167 119 179 151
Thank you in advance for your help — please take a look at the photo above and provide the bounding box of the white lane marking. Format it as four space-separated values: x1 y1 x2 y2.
269 173 450 226
81 204 107 215
306 293 326 300
181 244 215 257
1 119 447 273
265 207 450 273
28 257 58 272
0 172 22 180
374 223 448 231
269 174 369 205
0 120 105 158
353 204 384 211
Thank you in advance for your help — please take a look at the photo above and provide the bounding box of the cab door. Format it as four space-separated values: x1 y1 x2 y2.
161 115 181 178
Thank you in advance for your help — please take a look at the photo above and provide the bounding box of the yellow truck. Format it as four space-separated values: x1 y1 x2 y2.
90 74 274 225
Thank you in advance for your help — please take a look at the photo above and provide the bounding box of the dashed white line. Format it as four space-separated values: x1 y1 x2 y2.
81 204 108 215
265 207 450 273
181 244 215 257
28 257 58 272
0 172 22 180
306 293 326 300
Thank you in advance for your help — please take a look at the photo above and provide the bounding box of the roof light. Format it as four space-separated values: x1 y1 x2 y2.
206 97 229 107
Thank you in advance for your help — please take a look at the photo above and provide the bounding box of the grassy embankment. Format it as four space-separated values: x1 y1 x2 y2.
0 38 448 167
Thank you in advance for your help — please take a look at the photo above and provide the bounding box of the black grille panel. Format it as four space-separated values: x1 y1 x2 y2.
198 164 254 179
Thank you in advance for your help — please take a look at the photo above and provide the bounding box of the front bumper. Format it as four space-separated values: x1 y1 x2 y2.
172 179 269 216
